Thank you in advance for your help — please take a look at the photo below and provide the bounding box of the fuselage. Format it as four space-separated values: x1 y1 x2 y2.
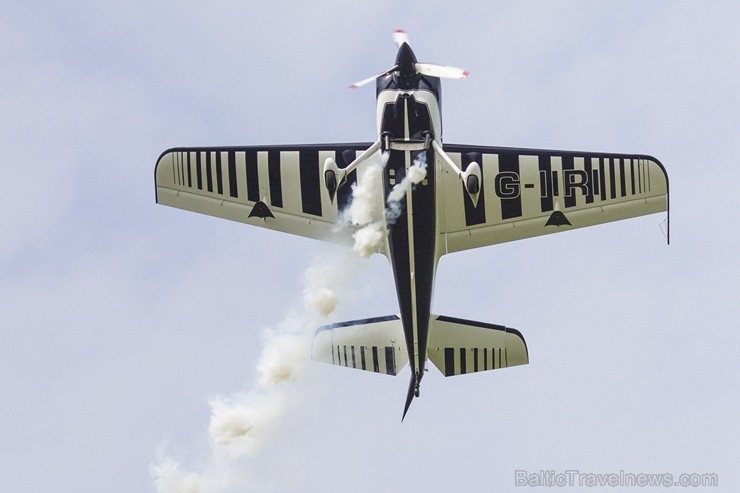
375 62 444 394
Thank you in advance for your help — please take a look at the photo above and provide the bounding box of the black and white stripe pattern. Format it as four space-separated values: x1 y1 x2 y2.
160 144 371 218
441 146 666 226
331 344 398 375
311 315 409 377
426 315 529 377
442 347 508 376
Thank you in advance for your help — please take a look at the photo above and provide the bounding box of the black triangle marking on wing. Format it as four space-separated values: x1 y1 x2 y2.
545 210 571 227
248 201 274 219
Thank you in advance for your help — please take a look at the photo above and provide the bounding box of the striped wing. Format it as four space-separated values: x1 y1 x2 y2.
438 144 669 254
155 144 373 244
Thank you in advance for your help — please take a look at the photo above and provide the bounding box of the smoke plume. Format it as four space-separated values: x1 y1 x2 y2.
385 152 428 225
342 152 387 258
150 154 386 492
343 151 428 256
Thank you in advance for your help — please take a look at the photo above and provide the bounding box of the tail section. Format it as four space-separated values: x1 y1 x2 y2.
427 315 528 376
402 372 417 421
312 316 408 376
312 313 528 419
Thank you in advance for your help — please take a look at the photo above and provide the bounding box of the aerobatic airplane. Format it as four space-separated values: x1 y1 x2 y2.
154 31 669 418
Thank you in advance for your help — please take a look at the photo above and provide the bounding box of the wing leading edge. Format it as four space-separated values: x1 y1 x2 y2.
438 144 669 255
155 144 373 244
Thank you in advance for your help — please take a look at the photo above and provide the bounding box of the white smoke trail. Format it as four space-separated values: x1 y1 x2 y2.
150 149 428 491
151 156 385 491
342 152 387 258
385 153 428 225
351 222 384 258
387 153 428 204
151 453 207 493
151 250 366 491
342 151 428 256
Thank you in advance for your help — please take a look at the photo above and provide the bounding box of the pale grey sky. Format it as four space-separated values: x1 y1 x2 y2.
1 1 738 491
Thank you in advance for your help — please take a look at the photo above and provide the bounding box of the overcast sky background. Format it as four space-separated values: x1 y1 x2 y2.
1 1 738 491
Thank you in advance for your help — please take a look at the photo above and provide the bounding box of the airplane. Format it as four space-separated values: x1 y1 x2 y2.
154 30 669 419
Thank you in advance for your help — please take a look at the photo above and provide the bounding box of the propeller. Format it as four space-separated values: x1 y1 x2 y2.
349 66 398 89
416 62 469 80
350 30 468 89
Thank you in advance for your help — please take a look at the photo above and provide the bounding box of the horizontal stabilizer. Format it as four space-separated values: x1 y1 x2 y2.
427 315 528 376
312 316 408 376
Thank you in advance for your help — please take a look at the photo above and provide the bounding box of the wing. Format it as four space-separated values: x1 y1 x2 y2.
437 144 669 254
155 144 373 244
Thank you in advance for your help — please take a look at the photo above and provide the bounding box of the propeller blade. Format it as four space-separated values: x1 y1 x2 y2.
349 75 380 89
349 65 398 89
393 29 410 47
415 63 469 79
